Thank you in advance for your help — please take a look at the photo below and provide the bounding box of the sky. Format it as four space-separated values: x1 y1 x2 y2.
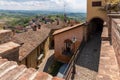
0 0 86 13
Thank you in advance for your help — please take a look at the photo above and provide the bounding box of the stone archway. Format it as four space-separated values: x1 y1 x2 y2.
87 17 104 38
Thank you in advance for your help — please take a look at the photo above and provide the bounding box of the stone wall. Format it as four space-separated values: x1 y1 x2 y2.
0 30 13 44
112 19 120 68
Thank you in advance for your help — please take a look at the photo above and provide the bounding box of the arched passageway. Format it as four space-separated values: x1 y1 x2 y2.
74 18 104 80
88 18 104 37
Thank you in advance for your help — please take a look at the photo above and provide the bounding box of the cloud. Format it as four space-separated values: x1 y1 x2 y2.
0 0 86 12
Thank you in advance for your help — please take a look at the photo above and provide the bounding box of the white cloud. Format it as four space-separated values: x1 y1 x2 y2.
0 0 86 12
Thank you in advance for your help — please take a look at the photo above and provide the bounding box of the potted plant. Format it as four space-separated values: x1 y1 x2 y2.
100 0 120 13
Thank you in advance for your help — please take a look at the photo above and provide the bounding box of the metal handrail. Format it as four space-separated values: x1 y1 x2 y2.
63 41 85 80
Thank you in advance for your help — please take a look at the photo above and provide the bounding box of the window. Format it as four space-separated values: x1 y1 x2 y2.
62 39 73 56
92 1 102 7
40 43 44 54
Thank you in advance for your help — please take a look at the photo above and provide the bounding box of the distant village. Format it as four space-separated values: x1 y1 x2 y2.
3 15 79 33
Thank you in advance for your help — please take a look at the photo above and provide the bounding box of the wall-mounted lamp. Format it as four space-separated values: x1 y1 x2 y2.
72 37 77 43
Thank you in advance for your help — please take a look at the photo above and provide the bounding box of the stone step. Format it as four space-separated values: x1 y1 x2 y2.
0 65 27 80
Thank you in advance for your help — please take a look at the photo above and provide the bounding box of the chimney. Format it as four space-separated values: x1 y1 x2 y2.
31 23 37 31
0 30 13 44
38 24 41 29
12 29 16 36
56 19 59 25
33 25 37 31
0 42 20 62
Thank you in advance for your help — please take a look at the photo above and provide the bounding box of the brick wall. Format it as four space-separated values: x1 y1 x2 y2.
112 19 120 68
0 30 13 44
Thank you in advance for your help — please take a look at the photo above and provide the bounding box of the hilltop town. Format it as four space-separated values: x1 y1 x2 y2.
0 0 120 80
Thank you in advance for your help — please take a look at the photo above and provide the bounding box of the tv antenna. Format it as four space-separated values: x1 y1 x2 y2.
63 0 67 23
63 0 66 15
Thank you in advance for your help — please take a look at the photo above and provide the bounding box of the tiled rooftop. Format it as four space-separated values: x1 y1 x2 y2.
53 23 84 35
11 21 66 61
44 20 64 30
12 27 51 61
0 42 20 54
0 57 64 80
0 30 11 34
0 30 13 44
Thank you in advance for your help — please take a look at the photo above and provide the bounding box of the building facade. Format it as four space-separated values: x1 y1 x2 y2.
86 0 109 41
53 24 84 63
87 0 107 22
12 27 51 68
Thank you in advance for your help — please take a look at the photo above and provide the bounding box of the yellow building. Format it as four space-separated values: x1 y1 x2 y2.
87 0 108 40
87 0 119 40
87 0 107 22
87 0 119 22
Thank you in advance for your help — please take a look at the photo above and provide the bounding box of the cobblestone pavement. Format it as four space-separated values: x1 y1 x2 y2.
74 33 101 80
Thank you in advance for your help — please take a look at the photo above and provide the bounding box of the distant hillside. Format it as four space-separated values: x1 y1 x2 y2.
67 13 86 22
0 10 86 22
0 10 86 29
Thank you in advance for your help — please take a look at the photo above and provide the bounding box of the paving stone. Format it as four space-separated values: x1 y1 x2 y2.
74 33 101 80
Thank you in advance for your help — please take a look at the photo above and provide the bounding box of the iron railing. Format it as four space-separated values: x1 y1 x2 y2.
63 41 85 80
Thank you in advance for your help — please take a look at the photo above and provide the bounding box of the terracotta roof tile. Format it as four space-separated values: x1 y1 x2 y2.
17 68 36 80
53 23 84 35
0 30 11 34
0 61 18 78
0 58 63 80
0 30 13 44
44 21 64 30
34 72 53 80
0 58 8 65
11 21 66 61
0 65 27 80
0 42 20 55
52 77 65 80
12 27 51 61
